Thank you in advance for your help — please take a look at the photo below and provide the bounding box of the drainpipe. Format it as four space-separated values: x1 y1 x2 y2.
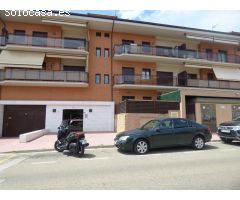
110 19 115 101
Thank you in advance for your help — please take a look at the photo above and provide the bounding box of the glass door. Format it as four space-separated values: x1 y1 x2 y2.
201 104 217 132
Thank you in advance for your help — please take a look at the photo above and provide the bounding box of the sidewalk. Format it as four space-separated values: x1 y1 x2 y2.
0 133 220 153
0 133 116 153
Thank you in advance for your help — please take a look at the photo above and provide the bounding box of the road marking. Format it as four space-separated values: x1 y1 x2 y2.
0 154 15 165
0 178 7 184
80 157 109 161
31 161 57 165
0 157 27 173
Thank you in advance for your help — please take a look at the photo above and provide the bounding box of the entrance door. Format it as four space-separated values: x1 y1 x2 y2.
32 31 48 46
62 109 84 131
2 105 46 137
201 104 217 132
122 67 135 84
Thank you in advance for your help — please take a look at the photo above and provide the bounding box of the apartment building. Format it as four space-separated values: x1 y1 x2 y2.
0 11 240 137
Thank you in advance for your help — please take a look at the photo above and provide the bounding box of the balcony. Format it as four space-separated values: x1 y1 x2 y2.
0 34 89 55
114 45 240 66
116 100 179 114
114 75 240 90
0 68 89 87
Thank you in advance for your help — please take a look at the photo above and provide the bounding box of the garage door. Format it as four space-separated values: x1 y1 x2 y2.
2 105 46 137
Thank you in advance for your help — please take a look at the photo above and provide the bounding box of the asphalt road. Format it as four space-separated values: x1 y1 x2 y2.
0 141 240 189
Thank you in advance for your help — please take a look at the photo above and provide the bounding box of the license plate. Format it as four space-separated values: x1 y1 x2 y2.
80 139 87 145
221 129 230 133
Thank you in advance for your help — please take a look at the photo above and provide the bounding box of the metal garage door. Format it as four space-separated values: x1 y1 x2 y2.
2 105 46 137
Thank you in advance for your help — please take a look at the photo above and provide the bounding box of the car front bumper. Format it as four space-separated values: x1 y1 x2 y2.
114 139 133 151
217 130 240 141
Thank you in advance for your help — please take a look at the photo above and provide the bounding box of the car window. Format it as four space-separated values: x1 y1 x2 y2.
141 120 160 130
174 119 188 128
159 119 173 128
188 120 199 127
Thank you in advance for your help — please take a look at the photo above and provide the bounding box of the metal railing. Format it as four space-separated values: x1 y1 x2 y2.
0 68 88 83
114 45 240 64
114 75 240 90
116 100 180 114
1 34 89 51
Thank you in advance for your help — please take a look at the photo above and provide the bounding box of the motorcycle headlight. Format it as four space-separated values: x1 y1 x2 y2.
119 136 129 141
233 126 240 131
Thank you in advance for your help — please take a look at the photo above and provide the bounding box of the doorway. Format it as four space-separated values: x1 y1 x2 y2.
201 104 217 132
122 67 135 84
62 109 83 120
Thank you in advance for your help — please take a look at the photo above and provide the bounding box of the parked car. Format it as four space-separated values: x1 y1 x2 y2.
217 117 240 143
114 118 212 154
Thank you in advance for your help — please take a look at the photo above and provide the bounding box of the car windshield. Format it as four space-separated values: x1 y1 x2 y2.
141 120 160 130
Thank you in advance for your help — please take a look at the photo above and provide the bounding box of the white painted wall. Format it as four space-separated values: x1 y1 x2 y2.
0 101 115 134
45 102 115 132
0 105 4 137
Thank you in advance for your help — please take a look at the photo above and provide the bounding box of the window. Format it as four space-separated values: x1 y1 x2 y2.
95 74 101 84
104 48 109 58
104 74 109 84
218 50 228 62
142 69 151 80
173 119 188 128
32 31 48 46
14 30 25 35
104 33 110 38
207 73 214 80
63 66 85 72
64 38 86 49
96 32 101 37
122 96 135 101
96 48 101 57
122 40 134 45
142 41 151 53
143 96 152 100
187 74 197 79
206 49 213 60
141 120 160 130
232 105 240 120
160 119 173 128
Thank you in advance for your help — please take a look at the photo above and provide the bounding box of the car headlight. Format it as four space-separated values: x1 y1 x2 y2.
119 136 129 141
233 126 240 131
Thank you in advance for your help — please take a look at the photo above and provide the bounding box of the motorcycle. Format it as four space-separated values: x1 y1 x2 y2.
54 120 89 157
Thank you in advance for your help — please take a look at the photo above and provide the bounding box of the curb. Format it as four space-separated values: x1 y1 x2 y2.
0 145 116 154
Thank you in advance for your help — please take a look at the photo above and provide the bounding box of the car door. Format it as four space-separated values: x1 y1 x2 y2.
149 119 174 148
173 119 195 145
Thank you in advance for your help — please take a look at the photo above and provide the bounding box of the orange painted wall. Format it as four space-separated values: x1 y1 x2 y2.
5 21 62 38
44 57 61 71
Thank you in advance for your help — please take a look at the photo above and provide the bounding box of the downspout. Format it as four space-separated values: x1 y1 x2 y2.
110 19 115 101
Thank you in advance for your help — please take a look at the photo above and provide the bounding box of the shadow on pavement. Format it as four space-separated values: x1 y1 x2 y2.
118 143 219 156
62 152 96 159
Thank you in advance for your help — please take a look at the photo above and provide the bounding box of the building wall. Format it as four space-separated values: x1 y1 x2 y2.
0 105 4 137
46 102 114 132
116 113 168 133
5 21 62 38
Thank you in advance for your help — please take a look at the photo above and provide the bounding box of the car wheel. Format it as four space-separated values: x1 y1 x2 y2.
220 138 233 144
192 136 205 150
134 139 149 154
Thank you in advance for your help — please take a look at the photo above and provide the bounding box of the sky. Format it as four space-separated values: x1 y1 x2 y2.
75 10 240 33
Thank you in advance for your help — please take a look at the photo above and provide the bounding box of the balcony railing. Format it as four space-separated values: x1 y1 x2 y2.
0 68 88 83
1 34 89 51
116 100 180 114
114 45 240 64
114 75 240 90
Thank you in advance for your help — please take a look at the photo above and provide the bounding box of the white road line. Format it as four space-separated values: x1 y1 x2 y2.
80 157 109 161
0 157 27 173
31 161 57 165
0 178 7 184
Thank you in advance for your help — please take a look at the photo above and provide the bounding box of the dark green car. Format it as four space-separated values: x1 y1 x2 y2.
114 118 212 154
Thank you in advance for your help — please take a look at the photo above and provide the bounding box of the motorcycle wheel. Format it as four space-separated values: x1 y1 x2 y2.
78 146 85 157
54 141 64 152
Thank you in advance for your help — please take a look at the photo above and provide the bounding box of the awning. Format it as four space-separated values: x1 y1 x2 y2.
158 90 181 102
0 50 45 69
213 67 240 81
